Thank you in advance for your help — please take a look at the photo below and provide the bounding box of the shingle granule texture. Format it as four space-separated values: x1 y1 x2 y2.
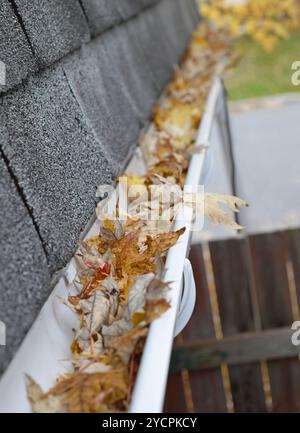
0 0 37 93
13 0 90 67
131 0 197 91
0 155 51 375
116 0 147 20
0 65 114 274
79 0 122 37
62 31 143 169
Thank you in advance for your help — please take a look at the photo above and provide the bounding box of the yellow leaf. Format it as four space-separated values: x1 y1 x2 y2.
204 193 248 230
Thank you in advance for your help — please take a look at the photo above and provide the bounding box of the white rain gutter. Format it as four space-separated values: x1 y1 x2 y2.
130 78 222 413
0 78 222 413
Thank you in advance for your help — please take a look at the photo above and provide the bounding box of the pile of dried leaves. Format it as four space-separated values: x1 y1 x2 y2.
27 25 247 413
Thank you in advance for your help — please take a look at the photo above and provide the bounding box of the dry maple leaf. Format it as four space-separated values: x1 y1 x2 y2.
111 231 157 296
68 263 111 305
26 25 245 414
37 369 130 413
155 100 201 143
73 283 121 352
145 299 171 324
146 155 188 186
77 242 106 270
147 278 171 301
126 273 155 323
110 228 185 299
204 193 248 230
100 219 125 242
145 227 186 256
101 318 132 339
26 375 66 413
109 327 148 364
121 174 147 188
77 360 112 375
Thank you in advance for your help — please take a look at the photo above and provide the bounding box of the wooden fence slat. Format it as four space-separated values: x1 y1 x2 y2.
266 358 300 412
250 231 300 412
184 245 219 339
170 327 299 371
250 231 293 328
166 229 300 413
210 238 267 413
286 228 300 309
182 244 227 413
228 363 266 413
210 238 254 334
186 368 228 413
164 372 188 413
164 244 227 413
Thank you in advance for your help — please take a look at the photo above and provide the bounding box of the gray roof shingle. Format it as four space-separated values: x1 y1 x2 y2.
12 0 91 68
0 155 51 375
0 65 114 273
0 0 37 93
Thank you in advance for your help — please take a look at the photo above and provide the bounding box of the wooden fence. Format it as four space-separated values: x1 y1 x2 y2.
164 229 300 412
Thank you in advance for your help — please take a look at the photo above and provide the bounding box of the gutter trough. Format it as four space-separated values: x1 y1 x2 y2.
0 78 223 413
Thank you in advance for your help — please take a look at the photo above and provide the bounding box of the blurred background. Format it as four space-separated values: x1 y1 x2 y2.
165 0 300 414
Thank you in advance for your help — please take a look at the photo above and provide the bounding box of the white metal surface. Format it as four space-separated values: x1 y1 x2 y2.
130 79 222 413
174 259 196 337
0 273 77 412
0 79 222 413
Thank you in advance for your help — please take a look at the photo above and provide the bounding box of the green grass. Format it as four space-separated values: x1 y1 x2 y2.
225 33 300 101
